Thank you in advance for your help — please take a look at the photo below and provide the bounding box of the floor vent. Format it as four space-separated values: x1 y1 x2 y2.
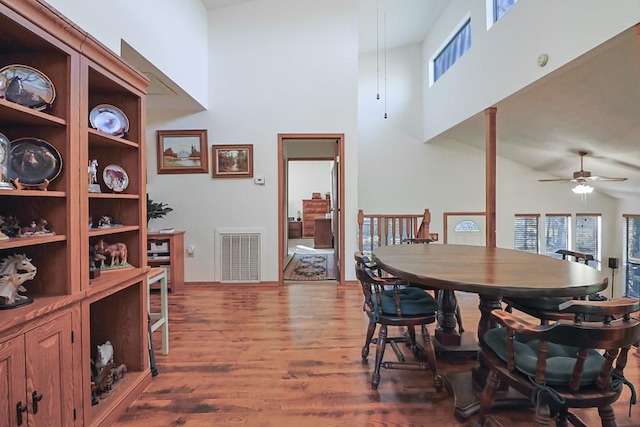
217 230 261 282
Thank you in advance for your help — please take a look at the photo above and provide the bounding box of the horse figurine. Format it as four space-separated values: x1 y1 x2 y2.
0 270 36 305
89 159 98 185
0 253 37 276
111 363 127 382
19 219 53 237
94 239 128 267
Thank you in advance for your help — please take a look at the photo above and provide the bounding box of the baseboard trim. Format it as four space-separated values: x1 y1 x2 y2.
184 281 280 287
184 280 357 287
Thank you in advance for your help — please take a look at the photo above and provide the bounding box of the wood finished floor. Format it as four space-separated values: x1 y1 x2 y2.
114 284 640 427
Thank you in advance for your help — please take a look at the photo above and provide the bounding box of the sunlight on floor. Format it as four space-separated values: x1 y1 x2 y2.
287 238 334 256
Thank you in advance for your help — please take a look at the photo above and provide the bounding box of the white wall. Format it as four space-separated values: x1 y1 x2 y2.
423 0 640 140
46 0 209 108
288 161 333 219
146 0 359 282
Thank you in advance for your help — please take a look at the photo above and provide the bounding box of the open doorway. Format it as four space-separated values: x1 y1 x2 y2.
278 134 345 284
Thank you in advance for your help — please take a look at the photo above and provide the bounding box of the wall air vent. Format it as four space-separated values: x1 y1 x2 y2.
216 229 261 283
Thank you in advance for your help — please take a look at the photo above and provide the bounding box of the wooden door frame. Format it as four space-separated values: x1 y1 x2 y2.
278 133 345 284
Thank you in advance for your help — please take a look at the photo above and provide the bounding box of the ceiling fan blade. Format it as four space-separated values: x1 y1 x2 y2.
586 176 628 182
538 178 576 183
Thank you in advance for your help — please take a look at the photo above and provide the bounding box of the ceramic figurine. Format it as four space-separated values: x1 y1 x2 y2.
88 159 101 193
0 271 36 305
93 239 128 268
95 341 114 370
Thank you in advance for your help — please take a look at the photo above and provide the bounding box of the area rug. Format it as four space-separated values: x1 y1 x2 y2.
284 253 336 281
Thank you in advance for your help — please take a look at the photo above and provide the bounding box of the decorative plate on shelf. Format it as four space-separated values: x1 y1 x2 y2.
89 104 129 137
8 137 62 186
0 64 56 111
102 164 129 192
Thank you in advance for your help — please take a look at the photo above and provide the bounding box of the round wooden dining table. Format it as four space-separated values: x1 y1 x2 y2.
372 243 609 419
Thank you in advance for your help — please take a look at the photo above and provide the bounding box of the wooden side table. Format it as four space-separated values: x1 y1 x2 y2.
147 231 185 292
288 221 302 239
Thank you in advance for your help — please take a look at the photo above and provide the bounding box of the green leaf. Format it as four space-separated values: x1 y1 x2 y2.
147 194 173 222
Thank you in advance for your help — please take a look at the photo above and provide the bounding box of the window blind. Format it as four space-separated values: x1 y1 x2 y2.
575 214 600 269
545 215 570 258
626 216 640 298
434 19 471 82
514 215 539 253
494 0 518 22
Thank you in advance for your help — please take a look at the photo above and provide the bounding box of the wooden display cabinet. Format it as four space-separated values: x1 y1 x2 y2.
0 309 78 427
147 231 185 292
0 1 150 425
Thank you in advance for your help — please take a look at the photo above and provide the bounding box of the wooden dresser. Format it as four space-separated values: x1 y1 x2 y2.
302 199 330 238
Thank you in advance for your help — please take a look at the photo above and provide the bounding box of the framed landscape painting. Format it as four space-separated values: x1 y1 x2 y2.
212 144 254 178
157 129 208 174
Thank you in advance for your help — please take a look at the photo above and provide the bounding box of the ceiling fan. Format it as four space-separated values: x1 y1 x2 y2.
538 151 628 184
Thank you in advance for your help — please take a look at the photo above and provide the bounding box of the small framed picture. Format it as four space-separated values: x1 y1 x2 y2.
157 129 208 174
212 144 254 178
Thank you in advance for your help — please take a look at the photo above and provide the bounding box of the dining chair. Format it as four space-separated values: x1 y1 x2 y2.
354 252 442 391
354 251 408 356
504 249 606 323
555 249 607 302
476 297 640 427
354 251 436 354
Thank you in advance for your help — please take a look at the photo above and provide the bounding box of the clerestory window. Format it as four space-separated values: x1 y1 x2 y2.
432 17 471 83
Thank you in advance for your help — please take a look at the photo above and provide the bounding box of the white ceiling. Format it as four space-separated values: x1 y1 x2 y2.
196 0 640 199
202 0 449 54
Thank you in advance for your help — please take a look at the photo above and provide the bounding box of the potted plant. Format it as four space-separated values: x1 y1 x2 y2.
146 194 173 225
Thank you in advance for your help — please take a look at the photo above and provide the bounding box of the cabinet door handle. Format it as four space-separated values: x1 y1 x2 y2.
16 401 28 426
32 391 43 414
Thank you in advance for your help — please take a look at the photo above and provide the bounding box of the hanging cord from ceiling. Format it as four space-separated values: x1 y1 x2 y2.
376 0 380 100
383 3 388 119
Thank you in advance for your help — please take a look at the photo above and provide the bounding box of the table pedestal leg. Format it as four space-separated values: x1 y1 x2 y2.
444 294 530 420
436 289 461 345
433 290 478 358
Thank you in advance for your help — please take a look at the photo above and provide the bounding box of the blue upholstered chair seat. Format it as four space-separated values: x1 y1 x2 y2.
372 288 438 316
483 327 605 386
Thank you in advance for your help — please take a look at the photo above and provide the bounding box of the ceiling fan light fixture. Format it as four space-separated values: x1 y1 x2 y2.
572 183 594 195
